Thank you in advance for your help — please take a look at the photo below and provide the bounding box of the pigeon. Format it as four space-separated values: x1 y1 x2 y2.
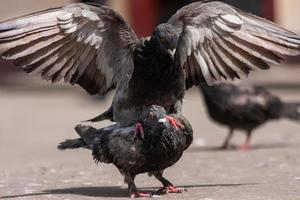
0 1 300 129
199 83 300 150
58 105 193 198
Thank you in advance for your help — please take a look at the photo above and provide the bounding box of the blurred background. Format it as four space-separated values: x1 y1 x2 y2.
0 0 300 183
0 1 300 199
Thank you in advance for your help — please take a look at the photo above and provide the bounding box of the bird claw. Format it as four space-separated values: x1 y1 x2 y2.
130 192 153 198
156 185 187 194
134 122 145 139
165 116 184 130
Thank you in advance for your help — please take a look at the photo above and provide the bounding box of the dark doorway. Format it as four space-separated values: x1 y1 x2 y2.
81 0 107 5
160 0 273 23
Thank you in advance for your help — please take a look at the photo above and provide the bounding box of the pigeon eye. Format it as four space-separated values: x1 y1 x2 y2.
160 38 166 44
148 112 154 119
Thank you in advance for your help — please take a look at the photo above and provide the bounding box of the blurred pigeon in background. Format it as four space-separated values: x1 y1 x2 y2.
58 105 193 198
199 83 300 150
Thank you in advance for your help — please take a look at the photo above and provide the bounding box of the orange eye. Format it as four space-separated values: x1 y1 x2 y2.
148 112 154 119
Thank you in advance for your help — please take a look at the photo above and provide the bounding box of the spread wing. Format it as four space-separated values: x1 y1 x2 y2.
168 1 300 88
0 3 139 95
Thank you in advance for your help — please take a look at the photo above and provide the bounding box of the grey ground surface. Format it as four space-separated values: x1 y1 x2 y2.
0 71 300 200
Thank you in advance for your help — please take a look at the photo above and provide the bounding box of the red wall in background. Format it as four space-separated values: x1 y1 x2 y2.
130 0 275 37
263 0 274 21
131 0 159 37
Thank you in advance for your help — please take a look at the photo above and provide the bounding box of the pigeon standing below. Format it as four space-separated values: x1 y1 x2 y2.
58 105 193 198
199 83 300 150
0 2 300 130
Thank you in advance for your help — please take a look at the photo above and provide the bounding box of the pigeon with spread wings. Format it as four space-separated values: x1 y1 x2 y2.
0 1 300 129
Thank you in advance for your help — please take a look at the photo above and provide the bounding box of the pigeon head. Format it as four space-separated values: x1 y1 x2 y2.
141 105 167 122
153 23 179 57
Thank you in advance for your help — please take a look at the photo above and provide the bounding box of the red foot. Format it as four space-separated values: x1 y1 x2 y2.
157 186 186 194
239 144 251 151
166 116 184 130
130 192 153 198
134 122 145 139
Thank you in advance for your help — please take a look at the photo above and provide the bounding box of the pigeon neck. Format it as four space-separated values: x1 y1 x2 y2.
142 123 184 156
133 37 181 81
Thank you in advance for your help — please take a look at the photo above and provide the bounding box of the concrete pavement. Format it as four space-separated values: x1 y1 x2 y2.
0 81 300 200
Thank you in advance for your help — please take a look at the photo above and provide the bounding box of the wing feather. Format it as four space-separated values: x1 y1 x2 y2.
200 47 221 80
169 1 300 88
0 3 139 95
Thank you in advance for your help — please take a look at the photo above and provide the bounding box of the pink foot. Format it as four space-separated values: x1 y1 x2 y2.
165 116 184 130
130 192 153 198
157 185 186 194
134 122 145 139
239 144 251 151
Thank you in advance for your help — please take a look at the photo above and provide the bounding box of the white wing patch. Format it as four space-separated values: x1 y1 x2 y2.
220 14 243 27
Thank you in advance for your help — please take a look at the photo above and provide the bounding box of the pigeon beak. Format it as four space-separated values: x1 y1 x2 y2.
168 49 176 58
158 118 167 124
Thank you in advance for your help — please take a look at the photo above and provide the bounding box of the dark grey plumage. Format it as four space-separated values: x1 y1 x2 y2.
199 83 300 149
1 2 300 126
58 105 193 198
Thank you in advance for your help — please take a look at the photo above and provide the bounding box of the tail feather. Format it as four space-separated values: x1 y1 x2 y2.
58 125 98 150
82 106 113 123
280 102 300 120
57 138 86 150
83 112 109 123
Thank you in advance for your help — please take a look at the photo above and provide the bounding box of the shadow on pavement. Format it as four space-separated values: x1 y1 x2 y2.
190 143 297 152
142 182 258 190
0 182 257 199
0 186 128 199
